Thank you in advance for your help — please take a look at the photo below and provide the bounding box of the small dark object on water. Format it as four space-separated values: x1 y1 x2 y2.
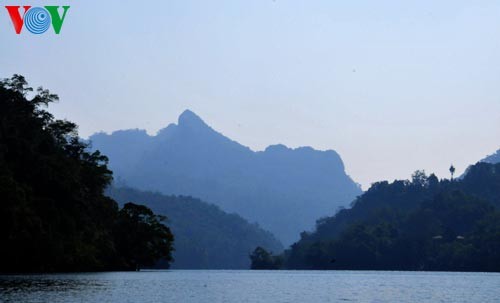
330 258 336 263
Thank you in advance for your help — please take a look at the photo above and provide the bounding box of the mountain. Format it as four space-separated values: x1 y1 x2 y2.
481 149 500 164
460 148 500 179
108 187 283 269
89 110 362 244
283 163 500 272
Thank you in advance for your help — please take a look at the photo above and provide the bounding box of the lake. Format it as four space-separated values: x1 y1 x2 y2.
1 270 499 303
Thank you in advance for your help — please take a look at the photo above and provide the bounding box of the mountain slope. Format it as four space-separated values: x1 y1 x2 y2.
481 149 500 164
108 187 283 269
90 110 362 244
460 148 500 178
284 163 500 271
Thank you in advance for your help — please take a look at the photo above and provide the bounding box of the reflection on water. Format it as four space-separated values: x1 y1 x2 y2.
1 270 500 303
0 274 107 303
0 275 104 293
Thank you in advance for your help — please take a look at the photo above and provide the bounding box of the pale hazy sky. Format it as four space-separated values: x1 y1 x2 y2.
1 0 499 189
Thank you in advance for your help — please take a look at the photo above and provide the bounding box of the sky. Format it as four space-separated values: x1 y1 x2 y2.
1 0 499 189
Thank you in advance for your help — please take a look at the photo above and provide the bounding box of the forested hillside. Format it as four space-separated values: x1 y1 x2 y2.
0 75 173 272
268 163 500 272
109 187 283 269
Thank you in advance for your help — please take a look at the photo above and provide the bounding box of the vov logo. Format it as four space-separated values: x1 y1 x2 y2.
5 6 70 34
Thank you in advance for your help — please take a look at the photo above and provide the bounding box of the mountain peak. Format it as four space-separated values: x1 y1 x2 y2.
178 110 208 129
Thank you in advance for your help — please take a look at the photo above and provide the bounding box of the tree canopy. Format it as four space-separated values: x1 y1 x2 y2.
250 247 282 270
274 164 500 272
0 75 174 272
108 187 283 269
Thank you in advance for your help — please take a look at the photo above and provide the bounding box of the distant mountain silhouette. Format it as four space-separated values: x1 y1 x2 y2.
481 149 500 164
460 148 500 179
108 187 282 269
90 110 362 244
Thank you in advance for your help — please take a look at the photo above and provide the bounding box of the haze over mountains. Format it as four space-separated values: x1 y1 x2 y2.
90 110 362 244
108 187 282 269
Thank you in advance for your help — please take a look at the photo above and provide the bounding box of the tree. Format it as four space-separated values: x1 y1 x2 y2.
114 203 174 270
411 170 428 187
0 74 33 95
250 247 282 269
450 165 456 180
282 163 500 272
0 74 175 272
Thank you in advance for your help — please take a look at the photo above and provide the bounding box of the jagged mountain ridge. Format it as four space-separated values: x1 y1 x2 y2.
90 110 362 244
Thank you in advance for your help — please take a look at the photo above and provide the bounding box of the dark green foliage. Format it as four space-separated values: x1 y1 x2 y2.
108 187 283 269
285 166 500 272
0 75 174 272
114 203 174 270
250 247 282 270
